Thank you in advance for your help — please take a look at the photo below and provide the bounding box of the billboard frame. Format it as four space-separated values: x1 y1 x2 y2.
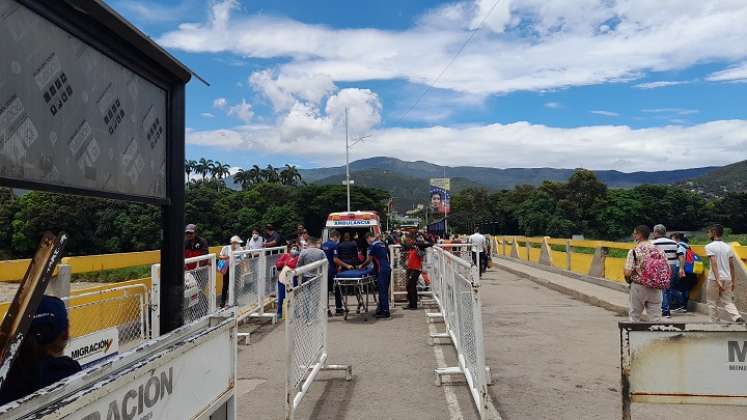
0 0 191 334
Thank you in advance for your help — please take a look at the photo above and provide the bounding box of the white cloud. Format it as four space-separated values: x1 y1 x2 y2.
544 102 562 109
590 110 620 117
641 108 699 115
633 80 691 89
249 69 336 112
186 119 747 172
159 0 747 95
212 97 228 109
707 62 747 82
200 112 215 118
227 99 254 123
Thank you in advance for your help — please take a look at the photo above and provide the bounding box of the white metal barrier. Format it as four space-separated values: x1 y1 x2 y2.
64 284 151 364
284 258 352 420
151 253 217 334
389 245 407 306
1 313 238 420
427 246 490 419
438 242 474 264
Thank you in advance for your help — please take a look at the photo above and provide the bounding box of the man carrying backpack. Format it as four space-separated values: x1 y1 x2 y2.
624 225 672 322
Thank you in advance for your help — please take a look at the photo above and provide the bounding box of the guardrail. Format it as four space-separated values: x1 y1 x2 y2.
491 235 747 311
427 246 490 419
284 259 351 420
229 246 285 344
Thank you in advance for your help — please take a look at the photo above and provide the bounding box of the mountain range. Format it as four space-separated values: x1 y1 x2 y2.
298 157 733 210
680 160 747 197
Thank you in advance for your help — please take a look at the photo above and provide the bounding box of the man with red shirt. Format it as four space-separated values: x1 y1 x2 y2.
404 234 433 310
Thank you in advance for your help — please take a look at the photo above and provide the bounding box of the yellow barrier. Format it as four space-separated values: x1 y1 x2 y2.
493 236 747 302
0 246 226 282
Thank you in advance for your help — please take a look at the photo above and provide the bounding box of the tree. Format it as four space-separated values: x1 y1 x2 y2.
196 158 213 181
280 164 303 186
261 165 279 183
234 169 251 190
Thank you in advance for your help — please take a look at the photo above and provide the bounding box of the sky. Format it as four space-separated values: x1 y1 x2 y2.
112 0 747 172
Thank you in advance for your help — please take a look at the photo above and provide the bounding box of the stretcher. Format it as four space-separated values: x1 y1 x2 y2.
333 269 377 321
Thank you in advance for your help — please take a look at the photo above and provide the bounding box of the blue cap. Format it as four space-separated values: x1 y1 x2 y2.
31 295 69 345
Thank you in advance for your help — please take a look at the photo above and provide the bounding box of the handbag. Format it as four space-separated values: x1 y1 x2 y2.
217 259 228 275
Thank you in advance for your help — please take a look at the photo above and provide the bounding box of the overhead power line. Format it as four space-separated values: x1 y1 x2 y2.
395 0 503 124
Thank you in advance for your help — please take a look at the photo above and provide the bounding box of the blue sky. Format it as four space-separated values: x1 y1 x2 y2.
112 0 747 171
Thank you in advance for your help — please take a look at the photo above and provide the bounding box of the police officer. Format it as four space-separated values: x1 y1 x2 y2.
360 232 392 318
322 230 344 314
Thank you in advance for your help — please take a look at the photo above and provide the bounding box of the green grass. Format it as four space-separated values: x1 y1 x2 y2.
686 233 747 246
71 265 151 283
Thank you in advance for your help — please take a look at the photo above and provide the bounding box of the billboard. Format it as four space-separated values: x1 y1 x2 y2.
0 0 167 200
429 178 450 214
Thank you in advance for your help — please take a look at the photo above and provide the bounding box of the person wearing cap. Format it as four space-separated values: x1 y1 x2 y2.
185 224 209 270
0 295 82 405
264 224 282 248
218 235 244 307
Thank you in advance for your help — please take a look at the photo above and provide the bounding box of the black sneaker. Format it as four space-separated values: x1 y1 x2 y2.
736 317 746 323
662 311 671 318
375 312 391 319
335 308 345 315
404 306 418 310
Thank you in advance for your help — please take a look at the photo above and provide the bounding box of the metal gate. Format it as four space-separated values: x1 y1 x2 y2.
285 258 351 420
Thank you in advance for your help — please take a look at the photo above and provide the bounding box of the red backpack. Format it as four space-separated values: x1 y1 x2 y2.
633 245 671 289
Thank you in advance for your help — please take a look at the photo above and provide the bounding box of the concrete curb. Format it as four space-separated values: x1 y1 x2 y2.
492 256 709 316
493 260 628 316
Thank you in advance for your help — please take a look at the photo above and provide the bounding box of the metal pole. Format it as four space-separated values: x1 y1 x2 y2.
345 107 351 212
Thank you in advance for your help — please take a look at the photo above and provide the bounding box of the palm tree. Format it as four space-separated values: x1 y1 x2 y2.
234 168 251 190
260 164 279 183
197 158 212 181
280 164 303 186
248 165 261 185
212 161 231 190
184 159 195 184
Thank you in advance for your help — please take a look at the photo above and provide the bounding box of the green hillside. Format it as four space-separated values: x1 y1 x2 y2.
682 160 747 197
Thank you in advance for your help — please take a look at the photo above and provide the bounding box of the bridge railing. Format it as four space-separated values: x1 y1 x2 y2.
427 246 489 419
491 235 747 311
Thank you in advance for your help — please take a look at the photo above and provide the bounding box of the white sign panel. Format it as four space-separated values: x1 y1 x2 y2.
63 327 233 420
0 0 167 199
329 220 374 227
65 327 119 368
621 323 747 406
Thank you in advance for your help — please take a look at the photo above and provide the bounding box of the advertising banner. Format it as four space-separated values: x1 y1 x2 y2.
0 0 167 200
429 178 450 214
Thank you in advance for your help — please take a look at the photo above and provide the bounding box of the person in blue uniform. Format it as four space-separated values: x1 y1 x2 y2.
0 295 82 405
322 230 344 314
359 232 392 318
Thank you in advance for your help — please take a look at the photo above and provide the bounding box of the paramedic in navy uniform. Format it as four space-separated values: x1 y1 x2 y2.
322 230 344 314
359 232 392 318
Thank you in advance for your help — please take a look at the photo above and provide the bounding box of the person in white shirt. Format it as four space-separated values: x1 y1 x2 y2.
469 227 487 276
218 235 243 307
705 224 744 323
651 224 679 318
246 228 264 250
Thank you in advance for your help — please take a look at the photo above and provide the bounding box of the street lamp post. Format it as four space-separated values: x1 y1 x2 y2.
344 107 371 213
345 108 350 212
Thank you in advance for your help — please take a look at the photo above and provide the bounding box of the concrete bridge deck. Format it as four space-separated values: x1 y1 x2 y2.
235 263 744 419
